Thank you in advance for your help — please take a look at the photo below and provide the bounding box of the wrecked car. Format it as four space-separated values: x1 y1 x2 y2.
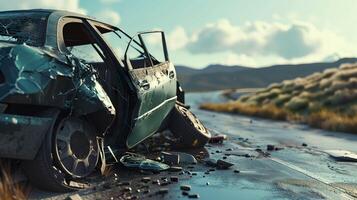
0 9 211 192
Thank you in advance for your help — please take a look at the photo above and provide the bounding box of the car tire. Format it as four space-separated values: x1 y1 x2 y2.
22 116 99 192
168 103 211 148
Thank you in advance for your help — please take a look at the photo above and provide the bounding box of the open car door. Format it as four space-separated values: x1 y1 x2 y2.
124 31 177 148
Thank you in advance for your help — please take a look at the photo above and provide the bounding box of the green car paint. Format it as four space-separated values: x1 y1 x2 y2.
126 62 177 148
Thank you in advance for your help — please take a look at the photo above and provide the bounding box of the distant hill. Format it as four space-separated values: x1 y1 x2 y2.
176 58 357 92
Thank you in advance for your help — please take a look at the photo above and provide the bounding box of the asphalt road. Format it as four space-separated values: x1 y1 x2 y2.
30 91 357 200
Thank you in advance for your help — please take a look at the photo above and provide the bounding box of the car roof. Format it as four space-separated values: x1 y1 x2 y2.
0 9 118 30
0 9 123 53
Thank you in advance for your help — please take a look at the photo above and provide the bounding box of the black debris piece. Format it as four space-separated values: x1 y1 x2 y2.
122 186 132 193
217 159 234 169
205 159 217 167
188 193 200 198
170 176 179 182
180 185 191 191
267 144 275 151
160 152 179 165
169 166 183 172
156 188 169 195
141 177 151 183
209 134 227 144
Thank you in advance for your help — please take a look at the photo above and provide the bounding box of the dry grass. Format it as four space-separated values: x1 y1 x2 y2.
307 110 357 133
200 102 290 121
200 102 357 134
0 161 29 200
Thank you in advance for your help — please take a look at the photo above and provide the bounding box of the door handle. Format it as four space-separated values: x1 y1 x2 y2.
139 80 150 90
169 71 175 79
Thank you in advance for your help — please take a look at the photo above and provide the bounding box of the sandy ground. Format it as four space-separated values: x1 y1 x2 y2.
29 92 357 200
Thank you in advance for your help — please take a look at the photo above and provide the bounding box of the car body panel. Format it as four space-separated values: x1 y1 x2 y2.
126 62 177 148
123 31 177 148
0 113 53 159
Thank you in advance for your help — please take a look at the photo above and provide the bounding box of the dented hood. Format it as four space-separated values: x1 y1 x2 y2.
0 42 116 134
0 42 73 100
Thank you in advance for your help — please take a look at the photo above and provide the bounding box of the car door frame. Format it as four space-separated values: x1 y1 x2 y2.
123 31 177 148
56 17 134 146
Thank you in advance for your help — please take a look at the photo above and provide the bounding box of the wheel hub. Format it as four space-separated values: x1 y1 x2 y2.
70 131 90 159
54 117 99 178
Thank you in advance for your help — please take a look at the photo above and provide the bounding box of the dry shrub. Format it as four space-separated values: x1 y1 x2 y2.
267 83 283 90
284 97 309 111
200 102 289 121
0 161 29 200
272 94 291 106
306 72 322 82
329 80 350 91
304 82 319 92
308 102 323 112
319 78 333 90
334 67 357 80
281 81 296 93
307 110 357 133
325 89 357 106
239 94 251 102
321 68 338 79
298 91 312 99
340 63 357 70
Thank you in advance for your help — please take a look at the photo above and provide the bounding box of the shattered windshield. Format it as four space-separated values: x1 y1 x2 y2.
0 12 49 47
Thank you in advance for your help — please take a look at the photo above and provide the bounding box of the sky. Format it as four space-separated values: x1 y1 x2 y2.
1 0 357 68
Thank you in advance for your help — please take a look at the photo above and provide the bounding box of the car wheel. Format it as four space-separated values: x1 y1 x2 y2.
168 103 211 148
22 117 99 192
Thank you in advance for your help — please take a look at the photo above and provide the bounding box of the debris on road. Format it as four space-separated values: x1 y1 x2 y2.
267 144 275 151
204 158 234 169
205 158 218 167
325 150 357 162
160 152 179 165
209 134 227 144
170 176 179 182
169 166 183 172
188 193 200 198
156 188 169 195
120 153 170 171
160 151 198 165
217 159 234 169
180 185 191 191
266 144 284 151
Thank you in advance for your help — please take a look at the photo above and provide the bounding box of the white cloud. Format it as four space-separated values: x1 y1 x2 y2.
167 26 189 51
100 0 121 4
185 19 353 63
0 0 86 14
95 10 121 25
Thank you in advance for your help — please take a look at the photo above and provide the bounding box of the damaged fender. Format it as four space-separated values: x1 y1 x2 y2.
0 43 115 159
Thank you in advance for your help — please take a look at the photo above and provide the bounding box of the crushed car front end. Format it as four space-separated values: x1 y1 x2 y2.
0 11 116 160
